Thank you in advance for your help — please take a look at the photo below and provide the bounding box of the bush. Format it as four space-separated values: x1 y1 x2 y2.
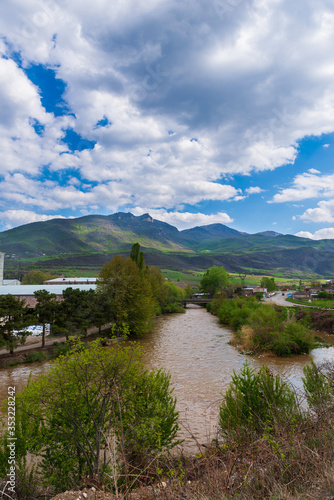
25 351 47 363
283 321 315 354
303 360 333 414
12 341 179 493
219 362 301 443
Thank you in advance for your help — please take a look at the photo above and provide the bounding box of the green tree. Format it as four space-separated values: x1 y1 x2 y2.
13 342 179 491
34 290 59 347
0 295 30 354
184 283 193 298
90 290 113 334
55 288 94 339
130 242 145 270
200 266 230 296
98 256 155 336
21 270 56 285
260 276 277 292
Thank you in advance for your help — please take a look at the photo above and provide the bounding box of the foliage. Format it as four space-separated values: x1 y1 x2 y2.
98 255 155 336
219 362 301 443
161 282 185 313
302 361 333 414
21 270 56 285
259 277 277 292
200 266 230 296
287 297 334 309
215 297 316 356
25 351 47 363
209 290 227 315
130 242 145 270
54 287 95 339
0 295 31 354
34 289 58 347
12 341 179 492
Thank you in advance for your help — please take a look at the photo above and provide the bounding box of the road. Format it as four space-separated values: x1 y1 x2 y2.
263 292 297 307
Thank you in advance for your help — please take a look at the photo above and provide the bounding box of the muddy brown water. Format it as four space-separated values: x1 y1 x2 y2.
1 306 334 450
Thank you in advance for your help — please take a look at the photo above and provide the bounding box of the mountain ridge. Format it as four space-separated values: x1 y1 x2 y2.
1 212 333 276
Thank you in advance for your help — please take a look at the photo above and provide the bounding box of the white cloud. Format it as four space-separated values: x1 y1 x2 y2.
245 186 264 195
0 210 68 229
132 207 233 230
300 199 334 223
323 144 330 148
295 228 334 240
0 0 334 221
271 171 334 203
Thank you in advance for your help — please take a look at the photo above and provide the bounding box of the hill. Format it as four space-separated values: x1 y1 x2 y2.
1 212 334 277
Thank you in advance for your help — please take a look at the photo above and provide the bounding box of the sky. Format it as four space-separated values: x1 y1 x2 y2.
0 0 334 238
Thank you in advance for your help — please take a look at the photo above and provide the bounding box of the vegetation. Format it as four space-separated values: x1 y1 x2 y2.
287 297 334 309
3 357 334 499
295 307 334 334
97 255 155 337
34 289 58 347
3 211 334 280
21 270 57 284
0 295 30 354
200 265 230 296
0 341 179 495
210 296 317 356
260 276 277 291
219 362 301 442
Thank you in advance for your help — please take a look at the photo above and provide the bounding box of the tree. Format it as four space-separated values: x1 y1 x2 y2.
98 256 155 336
238 273 247 287
14 342 179 491
0 295 30 354
21 270 56 285
34 290 59 347
90 290 113 334
260 277 276 292
55 288 95 339
130 242 145 270
200 266 230 296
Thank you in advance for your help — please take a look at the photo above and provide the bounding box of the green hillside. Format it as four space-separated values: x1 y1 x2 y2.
1 212 334 278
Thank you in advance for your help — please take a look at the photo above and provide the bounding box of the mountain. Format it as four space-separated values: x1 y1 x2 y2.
181 223 244 243
1 212 334 277
0 212 188 256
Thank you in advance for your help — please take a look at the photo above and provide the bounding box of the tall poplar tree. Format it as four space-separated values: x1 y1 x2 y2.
98 255 154 336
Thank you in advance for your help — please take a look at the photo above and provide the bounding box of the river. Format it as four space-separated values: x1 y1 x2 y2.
1 306 334 449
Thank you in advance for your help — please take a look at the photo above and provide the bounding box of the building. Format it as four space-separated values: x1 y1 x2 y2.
0 284 97 308
43 277 98 285
242 286 268 297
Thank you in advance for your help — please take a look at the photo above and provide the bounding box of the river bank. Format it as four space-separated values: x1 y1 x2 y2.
2 306 334 499
1 306 334 445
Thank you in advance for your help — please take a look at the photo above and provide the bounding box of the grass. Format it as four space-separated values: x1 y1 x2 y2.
161 269 204 287
286 298 334 309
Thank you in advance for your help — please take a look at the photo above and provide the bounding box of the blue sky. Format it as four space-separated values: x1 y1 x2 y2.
0 0 334 238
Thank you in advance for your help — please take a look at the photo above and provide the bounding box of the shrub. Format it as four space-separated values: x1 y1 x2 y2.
303 360 333 414
25 351 47 363
217 299 239 325
12 341 179 492
219 362 300 443
283 321 315 354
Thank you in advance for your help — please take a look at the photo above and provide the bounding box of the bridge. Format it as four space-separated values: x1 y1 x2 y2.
181 297 213 307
